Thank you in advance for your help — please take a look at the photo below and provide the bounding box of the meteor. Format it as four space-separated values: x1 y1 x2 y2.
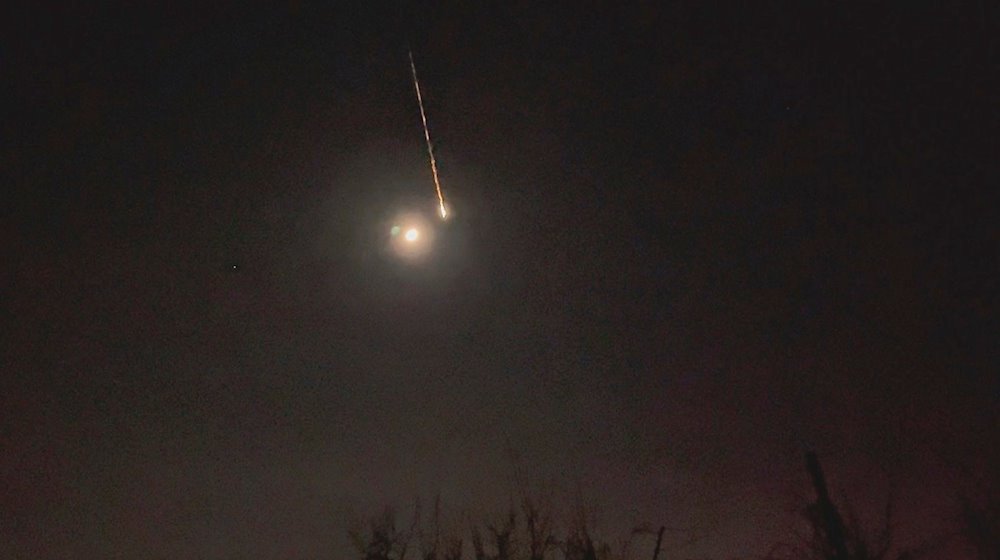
408 50 448 219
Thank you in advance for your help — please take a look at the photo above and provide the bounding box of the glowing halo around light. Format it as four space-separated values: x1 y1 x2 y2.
388 211 434 261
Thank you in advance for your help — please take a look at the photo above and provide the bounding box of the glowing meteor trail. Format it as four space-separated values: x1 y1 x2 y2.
408 50 448 219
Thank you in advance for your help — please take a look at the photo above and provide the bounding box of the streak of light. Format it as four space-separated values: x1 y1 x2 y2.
409 50 448 219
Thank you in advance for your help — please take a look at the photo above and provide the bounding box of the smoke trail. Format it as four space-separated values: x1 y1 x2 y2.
408 50 448 219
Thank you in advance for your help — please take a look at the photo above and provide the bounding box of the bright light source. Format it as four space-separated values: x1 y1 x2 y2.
388 211 433 261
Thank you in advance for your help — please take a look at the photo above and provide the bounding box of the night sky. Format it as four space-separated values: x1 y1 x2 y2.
3 3 997 558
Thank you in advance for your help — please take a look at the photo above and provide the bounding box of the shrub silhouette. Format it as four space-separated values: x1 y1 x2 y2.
350 497 636 560
350 453 984 560
957 489 999 559
763 453 946 560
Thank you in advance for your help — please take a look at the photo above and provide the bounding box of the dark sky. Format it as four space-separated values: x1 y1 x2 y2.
3 2 997 558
